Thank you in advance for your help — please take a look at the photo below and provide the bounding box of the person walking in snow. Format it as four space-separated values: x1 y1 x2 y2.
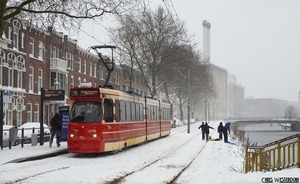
203 122 214 142
223 122 231 143
49 113 62 148
198 122 206 140
217 122 224 141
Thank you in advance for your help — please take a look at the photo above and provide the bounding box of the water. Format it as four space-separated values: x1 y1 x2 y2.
237 123 300 146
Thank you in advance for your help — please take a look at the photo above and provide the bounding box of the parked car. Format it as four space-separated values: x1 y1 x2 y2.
18 122 51 144
172 118 184 128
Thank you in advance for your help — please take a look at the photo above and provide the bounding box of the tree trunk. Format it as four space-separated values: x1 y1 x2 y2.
0 0 8 38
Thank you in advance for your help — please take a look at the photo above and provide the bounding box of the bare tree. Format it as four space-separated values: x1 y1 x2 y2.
110 6 189 98
284 105 299 120
0 0 145 38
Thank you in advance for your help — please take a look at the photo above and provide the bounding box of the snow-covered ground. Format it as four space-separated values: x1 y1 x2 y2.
0 121 299 184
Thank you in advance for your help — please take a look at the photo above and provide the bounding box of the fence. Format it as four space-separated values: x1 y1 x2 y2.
245 134 300 173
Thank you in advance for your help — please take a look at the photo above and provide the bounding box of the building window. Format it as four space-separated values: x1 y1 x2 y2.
71 75 74 88
7 58 14 87
29 37 34 56
38 69 42 93
29 66 34 92
12 25 19 49
51 72 66 90
8 27 12 40
90 62 92 76
21 33 25 49
7 103 13 125
16 104 22 127
67 53 72 69
78 77 81 86
78 58 81 73
34 104 39 122
83 60 86 74
94 64 96 77
100 66 104 79
16 56 24 88
38 41 43 60
0 50 5 86
52 46 56 58
27 103 32 122
58 73 67 90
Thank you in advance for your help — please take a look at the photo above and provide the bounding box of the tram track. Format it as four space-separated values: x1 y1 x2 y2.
103 131 207 184
0 123 215 184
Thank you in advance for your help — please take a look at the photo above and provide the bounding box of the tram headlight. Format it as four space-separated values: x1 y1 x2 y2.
70 134 76 138
91 134 97 138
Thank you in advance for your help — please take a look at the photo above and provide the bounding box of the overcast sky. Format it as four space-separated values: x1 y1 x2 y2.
76 0 300 102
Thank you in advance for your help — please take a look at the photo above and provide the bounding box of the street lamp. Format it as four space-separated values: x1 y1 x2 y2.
173 67 191 134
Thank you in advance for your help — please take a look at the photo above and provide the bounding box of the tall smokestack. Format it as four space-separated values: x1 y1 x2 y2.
202 20 211 61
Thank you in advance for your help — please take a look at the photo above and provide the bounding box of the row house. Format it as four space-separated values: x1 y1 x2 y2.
1 18 147 127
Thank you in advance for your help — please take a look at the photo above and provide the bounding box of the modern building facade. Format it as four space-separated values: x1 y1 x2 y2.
227 73 245 118
210 64 228 120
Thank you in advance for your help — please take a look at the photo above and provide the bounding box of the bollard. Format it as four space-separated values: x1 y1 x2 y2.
31 134 38 146
8 127 18 149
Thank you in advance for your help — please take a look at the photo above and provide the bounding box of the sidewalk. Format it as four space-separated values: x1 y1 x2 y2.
0 141 68 165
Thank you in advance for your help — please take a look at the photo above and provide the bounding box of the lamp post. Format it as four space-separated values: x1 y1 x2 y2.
173 67 191 134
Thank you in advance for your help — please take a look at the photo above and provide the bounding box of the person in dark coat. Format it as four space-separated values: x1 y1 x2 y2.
217 122 224 141
198 122 206 140
223 122 231 143
49 113 62 148
203 122 214 142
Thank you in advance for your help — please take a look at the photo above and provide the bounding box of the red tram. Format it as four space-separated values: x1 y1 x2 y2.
67 84 172 153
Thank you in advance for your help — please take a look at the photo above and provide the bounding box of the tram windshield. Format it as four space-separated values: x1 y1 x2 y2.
69 101 102 122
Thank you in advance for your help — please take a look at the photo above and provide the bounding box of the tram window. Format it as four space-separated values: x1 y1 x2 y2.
148 105 151 120
150 106 154 120
125 101 130 121
115 100 120 122
131 102 135 121
153 106 157 120
120 100 125 122
140 104 144 121
69 101 102 122
135 103 140 121
104 99 113 122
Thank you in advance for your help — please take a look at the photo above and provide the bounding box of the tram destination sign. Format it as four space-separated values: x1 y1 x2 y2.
44 89 65 100
70 89 99 97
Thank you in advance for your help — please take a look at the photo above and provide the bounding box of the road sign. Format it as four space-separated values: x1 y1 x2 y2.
3 91 12 103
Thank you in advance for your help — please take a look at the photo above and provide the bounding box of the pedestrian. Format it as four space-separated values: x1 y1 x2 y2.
223 122 231 143
49 113 62 148
217 122 223 141
198 122 206 140
203 122 214 142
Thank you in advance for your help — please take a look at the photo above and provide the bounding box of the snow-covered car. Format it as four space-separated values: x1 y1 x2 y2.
172 118 184 128
18 122 50 144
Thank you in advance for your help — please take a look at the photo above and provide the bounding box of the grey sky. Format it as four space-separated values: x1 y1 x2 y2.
77 0 300 102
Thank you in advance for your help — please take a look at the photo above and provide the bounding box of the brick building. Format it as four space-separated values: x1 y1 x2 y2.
0 18 146 127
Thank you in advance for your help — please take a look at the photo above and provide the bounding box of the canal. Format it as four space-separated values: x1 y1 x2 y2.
236 122 300 146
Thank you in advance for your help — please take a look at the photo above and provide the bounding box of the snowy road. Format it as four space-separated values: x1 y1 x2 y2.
0 123 212 184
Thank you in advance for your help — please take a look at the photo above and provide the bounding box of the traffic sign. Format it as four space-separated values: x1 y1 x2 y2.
3 91 12 103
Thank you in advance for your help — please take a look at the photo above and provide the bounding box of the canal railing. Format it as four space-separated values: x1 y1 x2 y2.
245 134 300 173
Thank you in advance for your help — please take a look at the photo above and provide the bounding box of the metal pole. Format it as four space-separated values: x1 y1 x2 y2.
205 96 207 123
0 91 3 150
40 88 44 145
187 68 190 133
